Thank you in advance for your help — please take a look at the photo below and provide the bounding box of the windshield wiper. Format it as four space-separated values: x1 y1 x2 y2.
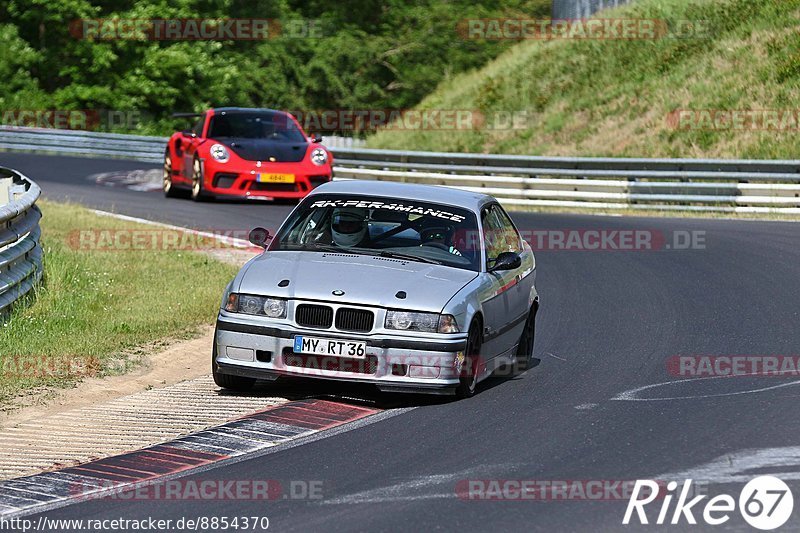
299 244 350 253
293 245 440 264
377 251 442 265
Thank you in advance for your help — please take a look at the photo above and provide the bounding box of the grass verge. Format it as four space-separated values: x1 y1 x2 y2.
0 200 238 409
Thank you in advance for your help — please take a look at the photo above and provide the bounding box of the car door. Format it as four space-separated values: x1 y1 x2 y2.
181 115 205 179
492 204 533 340
478 204 522 361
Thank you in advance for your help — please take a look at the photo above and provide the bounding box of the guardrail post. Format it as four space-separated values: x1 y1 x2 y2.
10 184 27 201
0 168 43 318
0 178 10 205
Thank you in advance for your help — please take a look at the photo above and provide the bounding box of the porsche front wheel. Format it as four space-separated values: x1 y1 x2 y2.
191 156 208 202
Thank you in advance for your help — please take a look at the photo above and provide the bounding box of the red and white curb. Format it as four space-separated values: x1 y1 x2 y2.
0 375 286 480
0 399 379 518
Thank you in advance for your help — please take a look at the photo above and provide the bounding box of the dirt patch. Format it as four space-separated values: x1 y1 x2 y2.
1 326 216 429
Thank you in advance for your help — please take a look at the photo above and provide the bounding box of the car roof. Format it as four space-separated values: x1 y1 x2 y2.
309 180 495 213
211 107 288 115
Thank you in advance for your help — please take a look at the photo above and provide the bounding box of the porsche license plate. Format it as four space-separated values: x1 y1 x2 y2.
258 173 295 183
293 336 366 358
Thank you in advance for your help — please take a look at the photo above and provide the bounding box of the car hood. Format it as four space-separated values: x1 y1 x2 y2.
217 138 308 163
237 251 478 312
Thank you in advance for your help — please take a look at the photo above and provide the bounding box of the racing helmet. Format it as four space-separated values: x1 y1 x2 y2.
420 225 454 244
331 207 368 248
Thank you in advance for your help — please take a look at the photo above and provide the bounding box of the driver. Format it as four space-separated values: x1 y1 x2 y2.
331 207 369 248
421 226 463 256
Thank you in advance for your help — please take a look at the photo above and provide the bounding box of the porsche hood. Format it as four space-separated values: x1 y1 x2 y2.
220 139 308 162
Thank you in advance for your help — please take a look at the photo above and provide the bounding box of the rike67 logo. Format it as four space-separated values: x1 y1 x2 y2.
624 477 793 530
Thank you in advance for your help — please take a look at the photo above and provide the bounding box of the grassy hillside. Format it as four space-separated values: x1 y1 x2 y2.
368 0 800 159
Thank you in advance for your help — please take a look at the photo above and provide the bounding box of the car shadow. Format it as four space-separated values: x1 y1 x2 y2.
217 356 543 409
252 377 453 409
171 195 298 206
478 357 542 394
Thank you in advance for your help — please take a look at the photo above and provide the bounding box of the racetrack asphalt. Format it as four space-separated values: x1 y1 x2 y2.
3 151 800 531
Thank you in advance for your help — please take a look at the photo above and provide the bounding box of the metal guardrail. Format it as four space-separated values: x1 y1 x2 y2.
1 127 800 213
331 148 800 214
0 126 362 164
552 0 633 20
0 127 166 163
0 167 43 316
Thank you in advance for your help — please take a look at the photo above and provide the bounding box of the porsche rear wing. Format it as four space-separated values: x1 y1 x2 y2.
171 112 204 119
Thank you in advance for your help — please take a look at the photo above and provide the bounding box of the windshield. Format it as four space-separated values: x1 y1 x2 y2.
271 194 481 271
207 112 306 142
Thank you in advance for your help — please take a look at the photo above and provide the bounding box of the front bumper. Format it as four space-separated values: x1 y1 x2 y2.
214 317 468 394
204 163 331 199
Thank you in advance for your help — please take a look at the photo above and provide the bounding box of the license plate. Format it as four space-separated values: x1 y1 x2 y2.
258 173 295 183
293 336 366 358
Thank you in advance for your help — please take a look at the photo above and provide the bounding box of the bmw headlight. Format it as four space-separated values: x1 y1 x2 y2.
225 294 286 318
310 148 328 166
210 143 230 163
385 311 459 333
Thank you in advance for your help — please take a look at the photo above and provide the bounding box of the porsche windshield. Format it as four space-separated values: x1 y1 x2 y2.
272 195 481 271
207 112 306 142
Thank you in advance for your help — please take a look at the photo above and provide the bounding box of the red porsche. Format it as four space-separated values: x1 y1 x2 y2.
163 107 333 201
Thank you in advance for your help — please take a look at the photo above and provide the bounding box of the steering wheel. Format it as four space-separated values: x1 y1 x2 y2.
421 241 450 251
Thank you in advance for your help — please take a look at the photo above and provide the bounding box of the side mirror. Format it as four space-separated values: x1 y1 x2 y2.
181 129 196 138
249 227 272 249
488 251 521 272
310 133 323 143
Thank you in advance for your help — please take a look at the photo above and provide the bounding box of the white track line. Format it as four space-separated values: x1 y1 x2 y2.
91 209 254 249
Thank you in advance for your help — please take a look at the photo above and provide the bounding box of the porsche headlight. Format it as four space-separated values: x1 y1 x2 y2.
210 143 230 163
225 293 286 318
385 311 459 333
310 148 328 166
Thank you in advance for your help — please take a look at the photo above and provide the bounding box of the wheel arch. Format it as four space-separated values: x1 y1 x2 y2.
469 311 484 343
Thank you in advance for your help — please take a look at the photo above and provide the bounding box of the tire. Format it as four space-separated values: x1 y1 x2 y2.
163 150 180 198
513 306 537 374
190 155 208 202
455 320 483 399
211 333 256 391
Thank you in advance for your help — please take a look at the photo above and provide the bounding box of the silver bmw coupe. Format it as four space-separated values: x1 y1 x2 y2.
213 180 538 398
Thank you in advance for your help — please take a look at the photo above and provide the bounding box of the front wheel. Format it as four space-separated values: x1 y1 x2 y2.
513 306 537 374
191 156 208 202
455 321 482 399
